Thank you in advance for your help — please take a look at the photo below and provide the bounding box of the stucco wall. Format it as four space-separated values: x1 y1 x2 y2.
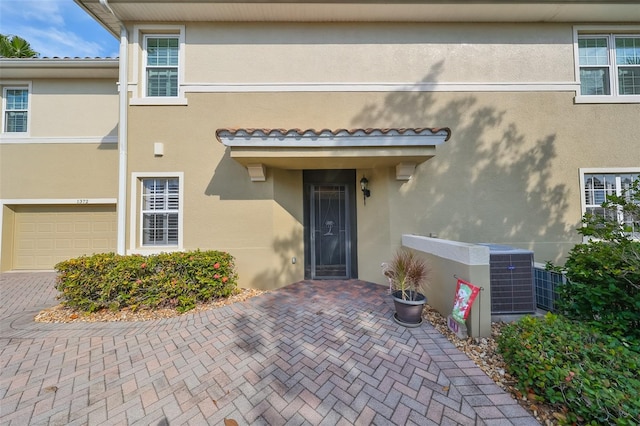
183 22 574 84
120 20 638 288
125 89 638 288
29 79 118 138
0 144 118 199
0 78 119 200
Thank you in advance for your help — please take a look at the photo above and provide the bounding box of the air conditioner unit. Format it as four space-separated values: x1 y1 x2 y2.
478 244 536 315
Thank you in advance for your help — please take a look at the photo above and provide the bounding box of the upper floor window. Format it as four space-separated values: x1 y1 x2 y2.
145 36 179 97
3 87 29 133
583 171 639 235
578 34 640 97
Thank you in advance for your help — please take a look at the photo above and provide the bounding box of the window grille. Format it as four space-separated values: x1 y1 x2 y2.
584 172 640 236
3 88 28 132
579 34 640 97
145 37 179 97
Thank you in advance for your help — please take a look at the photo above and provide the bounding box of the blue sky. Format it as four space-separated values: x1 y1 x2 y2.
0 0 119 58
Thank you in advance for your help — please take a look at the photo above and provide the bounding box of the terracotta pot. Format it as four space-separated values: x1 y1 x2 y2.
391 290 426 326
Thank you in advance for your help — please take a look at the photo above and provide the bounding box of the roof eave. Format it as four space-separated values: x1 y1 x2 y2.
0 58 119 79
75 0 640 35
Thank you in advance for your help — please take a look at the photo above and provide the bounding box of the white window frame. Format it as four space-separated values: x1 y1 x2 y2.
130 172 184 253
131 25 186 105
1 84 31 135
574 26 640 104
579 168 640 239
143 35 179 98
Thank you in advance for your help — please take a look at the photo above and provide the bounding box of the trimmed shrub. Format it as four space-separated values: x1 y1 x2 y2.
498 313 640 425
55 250 238 313
556 240 640 348
550 177 640 349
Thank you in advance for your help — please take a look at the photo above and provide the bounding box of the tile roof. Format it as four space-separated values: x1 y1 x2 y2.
216 127 451 142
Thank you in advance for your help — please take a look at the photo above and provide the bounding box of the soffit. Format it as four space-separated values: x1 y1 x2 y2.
76 1 640 37
216 127 451 171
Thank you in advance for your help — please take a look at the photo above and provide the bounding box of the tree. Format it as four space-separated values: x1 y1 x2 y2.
0 34 39 58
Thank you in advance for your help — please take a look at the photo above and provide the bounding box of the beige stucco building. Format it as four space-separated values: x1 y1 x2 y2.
2 1 639 291
0 59 119 270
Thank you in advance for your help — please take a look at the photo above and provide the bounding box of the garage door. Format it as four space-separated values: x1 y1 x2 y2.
13 205 117 270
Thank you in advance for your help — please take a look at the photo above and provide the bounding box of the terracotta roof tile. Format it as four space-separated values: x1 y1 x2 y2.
216 127 451 142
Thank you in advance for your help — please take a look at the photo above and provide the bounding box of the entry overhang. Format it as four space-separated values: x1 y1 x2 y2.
216 127 451 179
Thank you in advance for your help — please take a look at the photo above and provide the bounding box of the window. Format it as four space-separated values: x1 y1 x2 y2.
141 178 179 246
578 34 640 97
583 171 640 234
145 36 179 97
3 87 28 133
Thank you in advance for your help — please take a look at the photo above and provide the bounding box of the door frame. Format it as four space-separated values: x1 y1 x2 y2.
303 170 358 279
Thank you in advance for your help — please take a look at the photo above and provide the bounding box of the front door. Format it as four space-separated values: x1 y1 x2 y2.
310 184 350 278
304 170 358 279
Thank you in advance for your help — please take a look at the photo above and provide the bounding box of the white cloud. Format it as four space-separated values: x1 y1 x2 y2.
0 0 118 58
1 0 65 27
15 26 106 58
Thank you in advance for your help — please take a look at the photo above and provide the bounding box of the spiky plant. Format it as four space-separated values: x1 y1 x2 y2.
384 249 429 301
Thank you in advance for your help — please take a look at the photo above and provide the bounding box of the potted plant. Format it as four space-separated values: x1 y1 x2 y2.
382 248 430 327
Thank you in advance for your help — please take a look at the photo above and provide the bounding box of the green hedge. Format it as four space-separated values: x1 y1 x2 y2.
555 240 640 348
498 313 640 425
55 250 238 313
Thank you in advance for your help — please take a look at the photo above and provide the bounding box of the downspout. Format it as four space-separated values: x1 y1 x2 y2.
100 0 128 255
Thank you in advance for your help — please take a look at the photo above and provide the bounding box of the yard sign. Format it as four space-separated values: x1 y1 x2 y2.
451 278 481 324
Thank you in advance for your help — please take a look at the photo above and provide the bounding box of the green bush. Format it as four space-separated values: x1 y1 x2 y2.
551 177 640 348
556 240 640 347
498 313 640 425
55 250 238 313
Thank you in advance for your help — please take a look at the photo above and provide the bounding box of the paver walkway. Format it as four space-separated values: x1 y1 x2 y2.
0 272 538 425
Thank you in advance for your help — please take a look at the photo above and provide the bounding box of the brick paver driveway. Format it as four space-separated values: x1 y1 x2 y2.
0 272 538 425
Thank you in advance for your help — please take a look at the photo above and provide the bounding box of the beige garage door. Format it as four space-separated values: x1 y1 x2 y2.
13 205 117 270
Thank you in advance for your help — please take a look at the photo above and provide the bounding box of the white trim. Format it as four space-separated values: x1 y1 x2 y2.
0 136 117 144
573 25 640 33
580 167 640 175
574 95 640 104
1 198 117 205
0 80 32 86
184 81 579 94
130 97 188 106
116 26 129 256
579 167 640 240
133 25 185 101
573 26 640 103
129 172 184 253
2 83 32 135
220 133 449 148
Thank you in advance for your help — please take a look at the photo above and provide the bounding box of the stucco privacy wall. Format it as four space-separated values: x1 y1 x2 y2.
402 234 492 338
125 89 638 288
183 22 574 84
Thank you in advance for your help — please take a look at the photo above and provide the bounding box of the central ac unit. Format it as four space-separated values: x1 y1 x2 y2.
478 244 536 315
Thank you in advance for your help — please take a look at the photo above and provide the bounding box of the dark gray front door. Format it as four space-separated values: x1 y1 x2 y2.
303 170 357 280
310 184 350 279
